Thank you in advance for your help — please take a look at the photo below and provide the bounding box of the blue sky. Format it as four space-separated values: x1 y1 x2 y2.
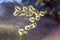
0 0 22 4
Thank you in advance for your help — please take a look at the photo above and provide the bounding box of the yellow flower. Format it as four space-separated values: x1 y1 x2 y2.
18 29 27 36
26 11 33 16
25 23 37 31
35 15 40 21
25 25 31 30
29 5 36 11
13 11 19 16
39 11 46 16
15 6 21 11
13 6 21 16
30 23 37 29
22 7 28 12
29 17 35 23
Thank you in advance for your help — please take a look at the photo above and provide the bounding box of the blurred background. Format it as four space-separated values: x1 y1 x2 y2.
0 0 60 40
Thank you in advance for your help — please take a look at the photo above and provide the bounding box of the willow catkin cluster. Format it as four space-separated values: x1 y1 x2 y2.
13 5 47 36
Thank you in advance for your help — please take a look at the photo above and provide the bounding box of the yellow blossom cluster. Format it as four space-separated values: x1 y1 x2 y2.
13 5 47 36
